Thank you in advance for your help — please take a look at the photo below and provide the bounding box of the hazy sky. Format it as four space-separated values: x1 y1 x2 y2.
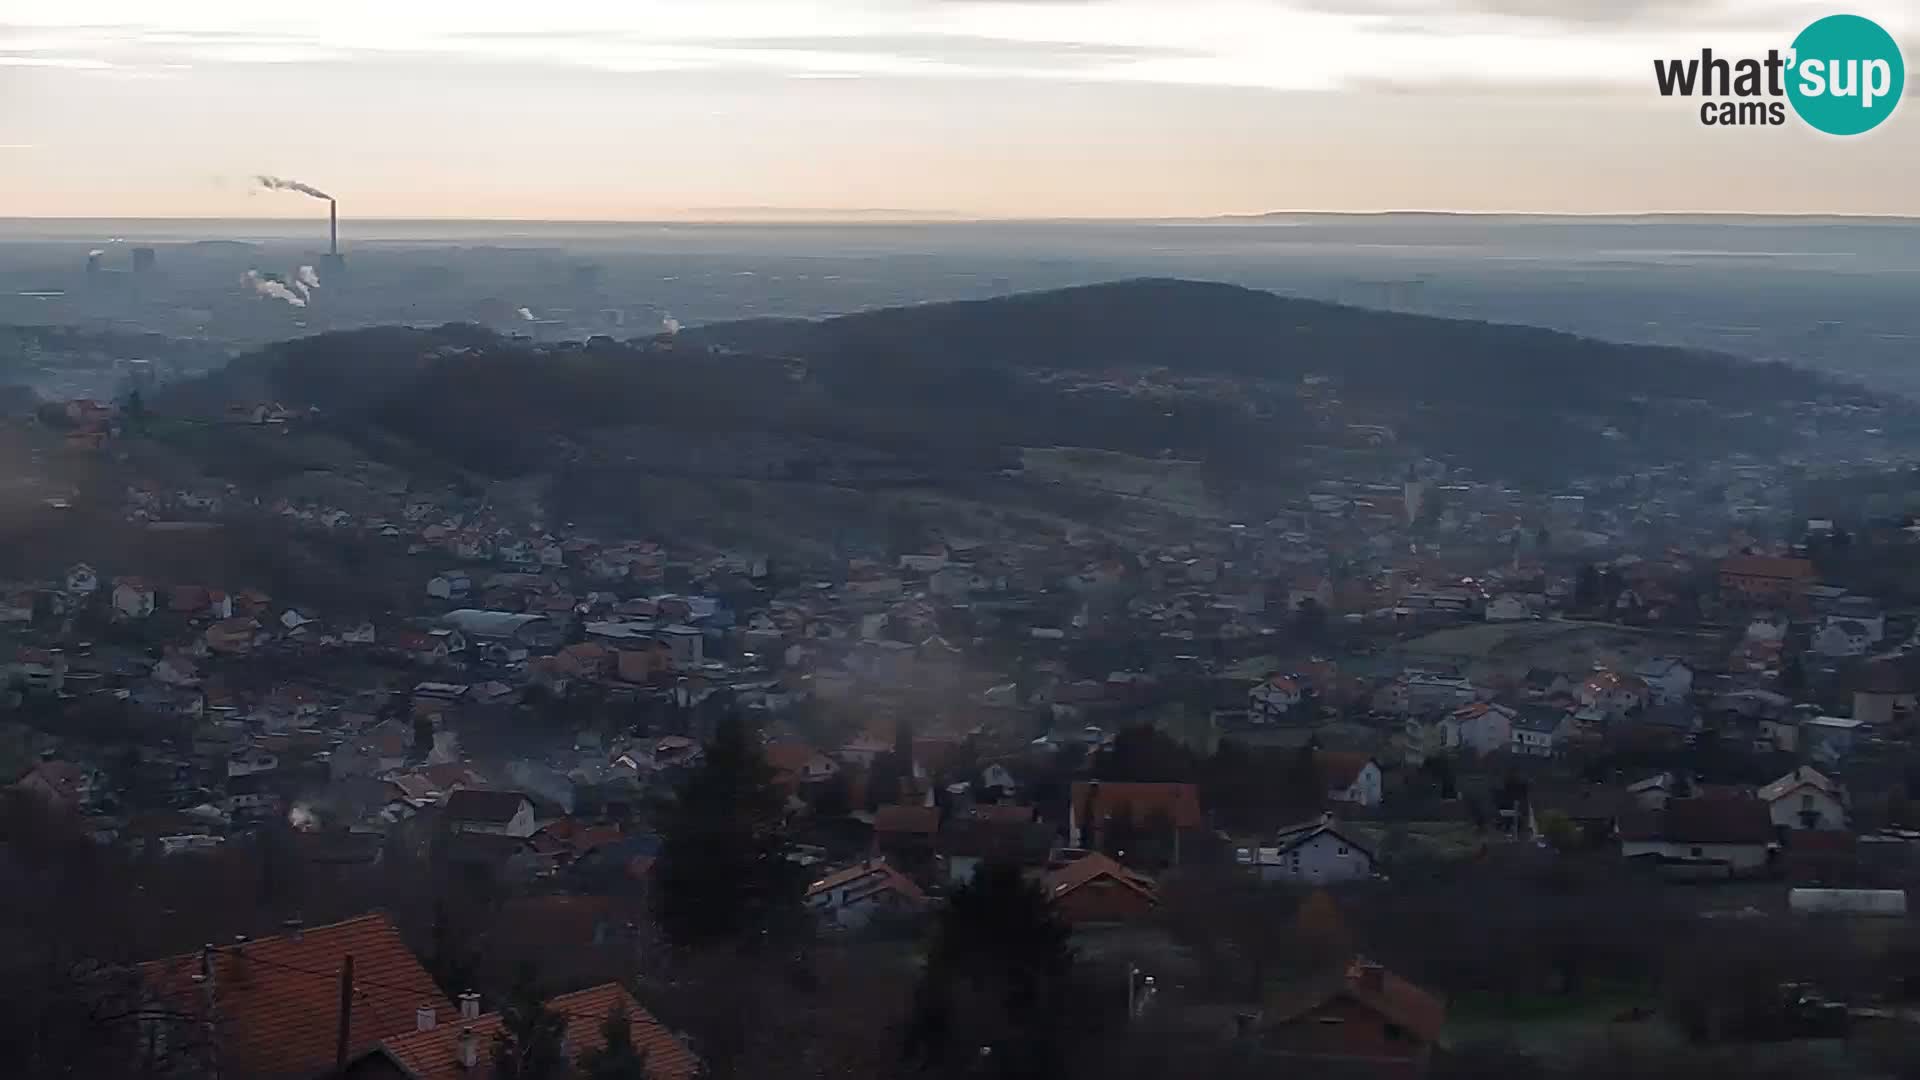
2 0 1916 218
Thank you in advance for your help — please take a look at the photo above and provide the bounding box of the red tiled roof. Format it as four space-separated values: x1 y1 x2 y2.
1042 852 1157 905
1070 782 1203 829
1720 555 1816 582
873 804 940 835
1314 752 1377 791
139 913 450 1079
379 982 697 1080
1267 958 1447 1045
764 741 824 775
806 859 929 905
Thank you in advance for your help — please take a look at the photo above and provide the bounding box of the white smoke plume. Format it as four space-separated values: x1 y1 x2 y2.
661 314 683 335
243 269 306 307
287 803 319 831
255 174 333 201
291 265 320 303
87 249 104 258
517 306 536 321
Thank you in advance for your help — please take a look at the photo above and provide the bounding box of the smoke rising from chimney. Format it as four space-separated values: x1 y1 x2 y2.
243 269 306 307
661 314 683 335
255 174 333 201
517 306 536 322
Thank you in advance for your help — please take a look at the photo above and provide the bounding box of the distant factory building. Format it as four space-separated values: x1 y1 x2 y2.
131 247 157 272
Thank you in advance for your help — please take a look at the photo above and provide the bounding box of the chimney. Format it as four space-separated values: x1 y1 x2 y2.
458 1027 478 1069
329 200 338 258
459 991 481 1020
416 1004 437 1032
1353 961 1385 993
284 917 304 942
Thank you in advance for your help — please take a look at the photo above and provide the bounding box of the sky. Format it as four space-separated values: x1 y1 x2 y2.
2 0 1917 219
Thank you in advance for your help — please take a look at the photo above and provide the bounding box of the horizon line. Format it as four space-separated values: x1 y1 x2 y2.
3 210 1919 226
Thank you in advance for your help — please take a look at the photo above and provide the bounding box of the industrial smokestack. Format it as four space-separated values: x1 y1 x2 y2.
329 200 337 258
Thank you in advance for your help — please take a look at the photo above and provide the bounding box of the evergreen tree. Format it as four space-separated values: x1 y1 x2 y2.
904 861 1074 1077
412 713 436 760
578 1003 650 1080
651 713 802 949
1574 564 1601 609
493 965 567 1080
428 901 479 999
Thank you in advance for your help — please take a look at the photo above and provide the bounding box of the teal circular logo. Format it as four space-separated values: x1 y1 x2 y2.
1787 14 1904 135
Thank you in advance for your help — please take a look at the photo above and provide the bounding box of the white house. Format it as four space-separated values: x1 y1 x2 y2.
443 789 537 838
426 572 472 601
1249 674 1303 723
658 625 705 670
1452 702 1516 756
1243 815 1376 884
0 592 34 624
1511 705 1570 757
1632 658 1694 706
66 563 99 596
1405 672 1478 714
112 581 156 619
1577 670 1648 719
1812 620 1874 659
1759 766 1847 831
804 859 928 930
1321 754 1383 807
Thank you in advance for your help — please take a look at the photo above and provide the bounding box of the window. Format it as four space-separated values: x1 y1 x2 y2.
1690 846 1703 858
1801 794 1815 810
1316 1015 1345 1025
1337 846 1348 856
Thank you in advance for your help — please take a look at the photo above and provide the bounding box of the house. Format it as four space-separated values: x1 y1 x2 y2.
1759 766 1847 831
1802 715 1864 764
226 771 282 819
1043 851 1159 924
872 803 941 861
204 616 262 655
1854 664 1915 727
766 741 840 791
1813 620 1875 658
1319 753 1383 808
804 858 929 929
1244 814 1376 884
1249 673 1303 723
426 572 472 602
10 647 69 694
443 789 537 837
1261 958 1447 1074
1633 658 1694 706
1526 786 1628 846
1578 670 1648 718
1620 798 1776 875
1511 704 1571 757
112 579 156 619
1450 702 1515 756
1520 668 1574 700
1718 554 1816 607
65 562 99 596
363 981 697 1080
140 914 453 1080
1069 781 1205 860
657 625 705 670
15 759 95 812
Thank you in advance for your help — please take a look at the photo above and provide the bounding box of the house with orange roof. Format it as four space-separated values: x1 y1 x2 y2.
140 914 453 1080
804 857 929 930
766 740 839 794
204 616 263 655
1250 673 1304 722
1261 958 1447 1075
1069 781 1204 862
1043 851 1159 924
353 981 696 1080
1312 752 1382 808
1718 554 1816 609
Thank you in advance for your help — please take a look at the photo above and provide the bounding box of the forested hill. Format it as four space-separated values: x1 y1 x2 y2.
685 278 1847 413
156 280 1888 489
